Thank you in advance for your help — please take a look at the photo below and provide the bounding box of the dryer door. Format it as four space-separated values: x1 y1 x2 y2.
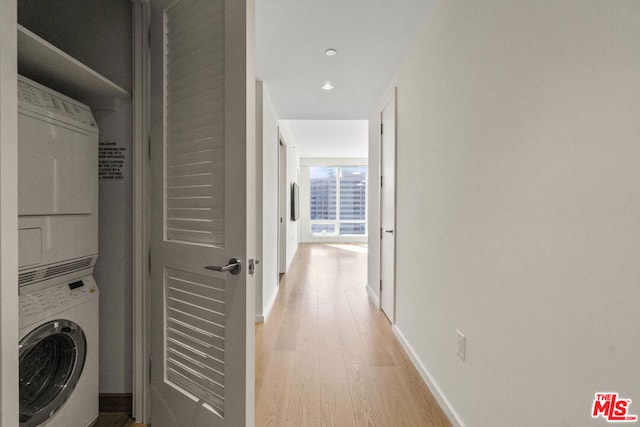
19 320 86 427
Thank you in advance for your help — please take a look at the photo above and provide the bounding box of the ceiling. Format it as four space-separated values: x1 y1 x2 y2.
281 120 368 158
255 0 436 120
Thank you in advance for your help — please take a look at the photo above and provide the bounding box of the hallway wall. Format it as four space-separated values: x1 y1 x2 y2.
366 100 385 305
255 83 302 321
371 1 640 425
279 122 300 270
256 81 280 321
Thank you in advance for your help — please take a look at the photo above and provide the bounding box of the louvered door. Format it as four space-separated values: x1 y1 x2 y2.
149 0 255 425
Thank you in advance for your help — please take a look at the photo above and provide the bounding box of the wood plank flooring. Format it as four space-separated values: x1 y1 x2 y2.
92 413 146 427
255 243 452 427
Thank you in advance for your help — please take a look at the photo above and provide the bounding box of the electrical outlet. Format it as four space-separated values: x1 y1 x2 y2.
456 330 466 361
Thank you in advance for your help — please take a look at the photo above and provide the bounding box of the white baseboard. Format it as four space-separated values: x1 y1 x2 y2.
262 287 278 322
366 283 380 306
255 286 279 323
392 325 465 427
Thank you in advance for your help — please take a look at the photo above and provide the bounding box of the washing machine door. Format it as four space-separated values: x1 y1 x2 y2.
19 319 87 427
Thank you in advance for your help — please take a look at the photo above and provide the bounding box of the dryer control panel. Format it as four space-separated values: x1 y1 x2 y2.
20 276 98 321
18 77 98 131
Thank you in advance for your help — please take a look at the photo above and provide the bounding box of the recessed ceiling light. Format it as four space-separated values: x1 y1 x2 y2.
322 81 334 91
325 48 337 56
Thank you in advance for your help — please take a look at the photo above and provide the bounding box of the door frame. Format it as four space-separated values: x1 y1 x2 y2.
0 1 20 424
131 0 150 423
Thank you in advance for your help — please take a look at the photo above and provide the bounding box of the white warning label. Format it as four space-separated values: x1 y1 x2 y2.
99 142 126 180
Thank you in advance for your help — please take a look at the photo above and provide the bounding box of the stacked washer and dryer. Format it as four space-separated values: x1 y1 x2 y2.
18 75 100 427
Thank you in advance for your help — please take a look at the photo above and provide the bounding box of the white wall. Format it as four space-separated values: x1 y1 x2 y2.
94 101 133 394
286 142 300 269
299 158 368 244
278 122 300 270
366 117 382 304
254 89 300 321
19 0 133 394
255 81 280 322
0 1 19 424
255 82 263 319
370 1 640 426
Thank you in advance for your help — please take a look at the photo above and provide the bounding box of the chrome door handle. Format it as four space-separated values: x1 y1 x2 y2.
205 258 242 275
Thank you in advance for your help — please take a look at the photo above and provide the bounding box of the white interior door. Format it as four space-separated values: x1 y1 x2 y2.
380 91 396 323
149 0 255 426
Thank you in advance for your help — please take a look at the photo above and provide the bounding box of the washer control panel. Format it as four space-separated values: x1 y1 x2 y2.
20 276 98 321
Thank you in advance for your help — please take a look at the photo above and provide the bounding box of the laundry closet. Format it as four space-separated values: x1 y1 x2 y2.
16 0 134 424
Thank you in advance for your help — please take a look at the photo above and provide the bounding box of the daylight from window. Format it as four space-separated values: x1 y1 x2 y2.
309 165 367 236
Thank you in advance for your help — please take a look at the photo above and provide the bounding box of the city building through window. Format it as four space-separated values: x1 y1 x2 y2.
309 165 367 236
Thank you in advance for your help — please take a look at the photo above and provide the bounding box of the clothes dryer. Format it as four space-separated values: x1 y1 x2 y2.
18 75 99 288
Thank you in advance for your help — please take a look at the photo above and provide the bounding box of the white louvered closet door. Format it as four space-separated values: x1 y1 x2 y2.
149 0 255 426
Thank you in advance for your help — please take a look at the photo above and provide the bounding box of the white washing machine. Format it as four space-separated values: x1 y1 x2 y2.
19 275 99 427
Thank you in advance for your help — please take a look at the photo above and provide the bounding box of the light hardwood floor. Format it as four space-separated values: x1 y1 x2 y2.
255 243 451 427
92 413 146 427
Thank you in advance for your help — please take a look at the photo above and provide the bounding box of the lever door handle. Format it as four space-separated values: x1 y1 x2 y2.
384 229 394 234
205 258 242 275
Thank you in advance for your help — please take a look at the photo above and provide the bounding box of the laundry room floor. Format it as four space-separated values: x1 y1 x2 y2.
92 413 146 427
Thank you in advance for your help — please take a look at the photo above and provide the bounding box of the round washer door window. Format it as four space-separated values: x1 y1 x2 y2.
19 319 86 427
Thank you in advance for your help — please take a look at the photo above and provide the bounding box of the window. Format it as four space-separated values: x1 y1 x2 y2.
309 165 367 236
